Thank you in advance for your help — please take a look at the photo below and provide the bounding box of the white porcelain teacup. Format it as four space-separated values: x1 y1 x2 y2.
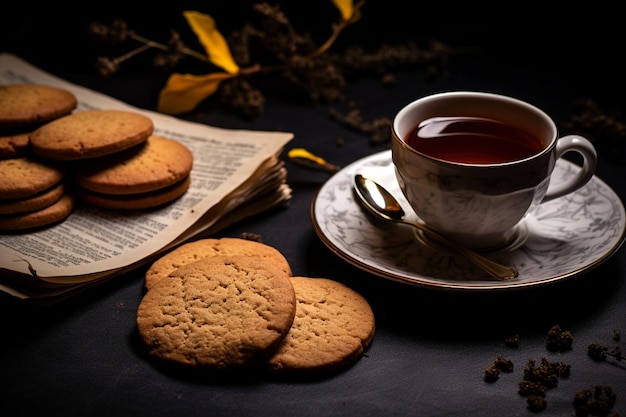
391 91 597 250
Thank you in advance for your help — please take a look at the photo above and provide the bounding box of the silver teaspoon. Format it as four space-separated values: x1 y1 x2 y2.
353 174 519 280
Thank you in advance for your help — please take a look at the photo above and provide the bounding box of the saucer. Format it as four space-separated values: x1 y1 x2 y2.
310 150 626 290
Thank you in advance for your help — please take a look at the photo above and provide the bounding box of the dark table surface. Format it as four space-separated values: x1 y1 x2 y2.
1 3 625 416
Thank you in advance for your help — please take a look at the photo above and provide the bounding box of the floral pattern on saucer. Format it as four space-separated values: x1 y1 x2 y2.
311 150 626 290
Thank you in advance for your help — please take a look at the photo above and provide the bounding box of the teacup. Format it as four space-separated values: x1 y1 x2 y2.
391 91 597 250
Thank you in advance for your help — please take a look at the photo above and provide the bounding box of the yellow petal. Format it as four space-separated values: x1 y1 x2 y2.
287 148 341 172
158 72 235 114
331 0 354 20
183 10 240 74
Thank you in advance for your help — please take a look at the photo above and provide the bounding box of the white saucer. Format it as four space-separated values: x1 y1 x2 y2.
310 150 626 291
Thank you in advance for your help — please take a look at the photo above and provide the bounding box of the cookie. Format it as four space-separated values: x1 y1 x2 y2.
0 131 30 159
0 83 77 129
74 135 193 194
0 182 65 215
136 255 296 370
0 193 73 231
0 157 64 200
30 109 153 160
267 277 375 375
144 237 292 291
77 175 191 211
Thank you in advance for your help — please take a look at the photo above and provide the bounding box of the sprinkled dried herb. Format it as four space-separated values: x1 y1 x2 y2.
573 386 617 417
526 395 548 413
545 324 573 352
485 325 623 415
484 365 500 382
484 355 514 382
241 232 263 242
517 357 571 412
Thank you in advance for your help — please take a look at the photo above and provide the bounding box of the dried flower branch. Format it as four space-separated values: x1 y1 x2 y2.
89 0 453 128
586 329 624 366
329 106 391 145
89 20 208 77
587 342 623 363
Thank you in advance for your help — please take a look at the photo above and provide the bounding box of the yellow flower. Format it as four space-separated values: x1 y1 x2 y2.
158 72 235 115
331 0 355 21
183 11 240 74
158 11 239 114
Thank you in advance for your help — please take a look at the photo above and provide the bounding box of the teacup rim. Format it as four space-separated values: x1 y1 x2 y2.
391 91 557 167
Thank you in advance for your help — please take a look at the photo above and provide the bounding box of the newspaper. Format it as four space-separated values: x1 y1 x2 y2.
0 53 294 302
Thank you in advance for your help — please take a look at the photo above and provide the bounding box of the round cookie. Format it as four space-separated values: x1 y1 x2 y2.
0 182 65 215
0 131 31 159
136 255 296 370
0 83 77 129
144 237 292 291
74 135 193 194
30 109 153 160
0 157 64 200
77 175 191 211
267 277 375 376
0 193 74 231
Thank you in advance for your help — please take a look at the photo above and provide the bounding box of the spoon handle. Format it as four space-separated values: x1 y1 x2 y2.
405 219 519 280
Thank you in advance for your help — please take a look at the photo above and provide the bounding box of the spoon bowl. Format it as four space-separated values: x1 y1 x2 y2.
353 174 519 280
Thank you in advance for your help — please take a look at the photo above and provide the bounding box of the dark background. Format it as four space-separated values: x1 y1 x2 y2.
1 2 625 417
2 1 624 103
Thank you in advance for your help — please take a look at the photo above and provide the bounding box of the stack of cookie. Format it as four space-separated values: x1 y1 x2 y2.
31 110 193 211
0 84 77 231
0 83 194 232
136 237 376 376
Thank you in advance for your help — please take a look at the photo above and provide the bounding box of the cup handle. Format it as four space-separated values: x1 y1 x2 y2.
542 135 597 203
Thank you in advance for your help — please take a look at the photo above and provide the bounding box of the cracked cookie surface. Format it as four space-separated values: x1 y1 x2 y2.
136 255 296 370
267 277 375 375
144 237 292 291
